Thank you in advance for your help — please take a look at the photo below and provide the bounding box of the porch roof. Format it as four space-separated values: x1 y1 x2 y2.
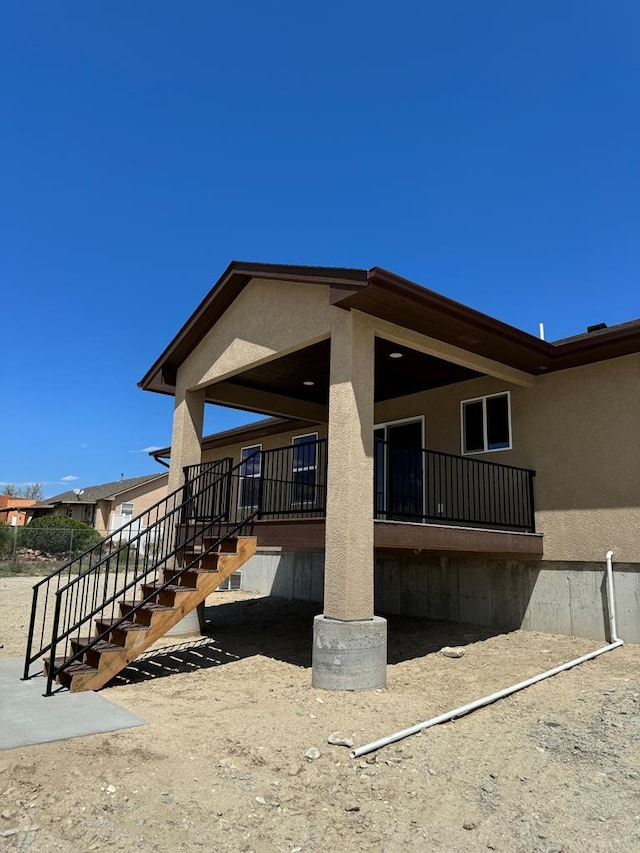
139 261 640 399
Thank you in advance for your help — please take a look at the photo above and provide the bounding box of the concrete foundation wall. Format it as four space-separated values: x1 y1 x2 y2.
240 549 640 644
240 549 325 602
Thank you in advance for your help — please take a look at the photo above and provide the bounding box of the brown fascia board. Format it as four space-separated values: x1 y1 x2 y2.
151 416 319 460
549 318 640 369
138 261 368 393
356 268 555 373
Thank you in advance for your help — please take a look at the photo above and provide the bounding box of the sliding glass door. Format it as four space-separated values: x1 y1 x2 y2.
374 419 424 521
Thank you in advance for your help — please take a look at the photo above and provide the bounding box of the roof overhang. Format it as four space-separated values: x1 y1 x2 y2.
139 261 640 399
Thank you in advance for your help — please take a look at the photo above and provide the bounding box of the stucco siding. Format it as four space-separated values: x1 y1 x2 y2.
373 352 640 563
177 279 335 392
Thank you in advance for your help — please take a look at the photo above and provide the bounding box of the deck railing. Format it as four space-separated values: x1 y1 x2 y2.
190 438 535 532
374 440 536 532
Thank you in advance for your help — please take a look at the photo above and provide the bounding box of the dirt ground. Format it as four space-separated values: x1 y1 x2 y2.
1 575 638 853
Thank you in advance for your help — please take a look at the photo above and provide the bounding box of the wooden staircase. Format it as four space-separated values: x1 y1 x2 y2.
44 535 257 693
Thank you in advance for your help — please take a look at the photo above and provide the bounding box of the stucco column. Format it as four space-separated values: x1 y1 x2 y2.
313 311 386 689
167 386 206 494
324 311 375 619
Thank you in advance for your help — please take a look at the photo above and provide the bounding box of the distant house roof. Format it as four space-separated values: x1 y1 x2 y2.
33 474 168 508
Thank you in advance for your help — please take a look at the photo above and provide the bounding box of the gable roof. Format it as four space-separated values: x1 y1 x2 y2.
139 261 640 397
35 474 167 507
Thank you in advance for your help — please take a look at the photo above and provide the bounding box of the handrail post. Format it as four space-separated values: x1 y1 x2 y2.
45 592 63 696
528 470 536 532
22 583 40 680
257 460 265 520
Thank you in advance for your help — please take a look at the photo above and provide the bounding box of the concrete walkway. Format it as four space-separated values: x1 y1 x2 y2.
0 658 146 750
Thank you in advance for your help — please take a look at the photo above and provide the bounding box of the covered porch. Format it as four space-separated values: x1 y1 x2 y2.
140 263 544 689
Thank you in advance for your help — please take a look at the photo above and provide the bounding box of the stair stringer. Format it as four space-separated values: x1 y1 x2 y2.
66 536 257 692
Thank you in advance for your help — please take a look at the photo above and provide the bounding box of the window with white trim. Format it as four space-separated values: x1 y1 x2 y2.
461 392 511 454
120 502 134 518
292 433 318 506
239 445 261 508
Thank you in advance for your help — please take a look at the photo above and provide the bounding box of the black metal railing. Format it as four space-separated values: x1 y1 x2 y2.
374 441 536 532
24 456 255 694
258 439 328 519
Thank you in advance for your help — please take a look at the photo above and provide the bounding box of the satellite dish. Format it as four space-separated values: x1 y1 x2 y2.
73 488 85 498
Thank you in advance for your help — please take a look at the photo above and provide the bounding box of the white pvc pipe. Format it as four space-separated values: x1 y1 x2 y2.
605 550 619 643
351 552 624 760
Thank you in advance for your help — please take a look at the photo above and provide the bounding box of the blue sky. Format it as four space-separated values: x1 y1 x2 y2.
1 1 639 497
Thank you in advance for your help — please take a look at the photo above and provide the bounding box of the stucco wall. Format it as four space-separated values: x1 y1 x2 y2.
177 279 335 392
197 351 639 564
374 352 640 563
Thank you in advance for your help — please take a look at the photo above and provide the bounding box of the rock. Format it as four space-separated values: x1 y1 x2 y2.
345 804 360 812
544 846 565 853
106 785 116 795
441 646 465 658
481 782 495 794
255 796 266 805
544 720 562 728
327 732 355 748
463 820 478 830
304 747 321 760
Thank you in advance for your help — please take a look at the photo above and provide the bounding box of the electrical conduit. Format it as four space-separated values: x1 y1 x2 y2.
350 551 624 759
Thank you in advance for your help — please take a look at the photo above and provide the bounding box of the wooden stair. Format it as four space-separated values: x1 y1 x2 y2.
44 535 257 693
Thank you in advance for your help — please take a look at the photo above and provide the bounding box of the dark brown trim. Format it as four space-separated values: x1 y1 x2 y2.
252 517 543 558
374 520 543 559
254 518 326 550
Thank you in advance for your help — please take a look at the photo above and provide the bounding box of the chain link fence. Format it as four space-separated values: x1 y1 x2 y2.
0 526 132 575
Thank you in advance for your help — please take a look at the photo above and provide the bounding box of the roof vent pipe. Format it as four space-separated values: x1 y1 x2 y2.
538 323 545 341
587 322 608 333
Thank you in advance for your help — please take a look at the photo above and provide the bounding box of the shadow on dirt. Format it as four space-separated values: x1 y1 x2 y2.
106 594 508 688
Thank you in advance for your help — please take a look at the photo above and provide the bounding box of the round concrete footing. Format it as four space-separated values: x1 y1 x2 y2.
312 614 387 690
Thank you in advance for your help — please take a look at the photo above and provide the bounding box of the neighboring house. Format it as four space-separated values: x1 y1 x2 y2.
27 474 169 537
0 496 36 526
138 260 640 689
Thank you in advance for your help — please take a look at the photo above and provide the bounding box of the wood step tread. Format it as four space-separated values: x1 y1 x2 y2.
49 658 99 676
121 600 175 612
96 618 149 632
71 638 124 654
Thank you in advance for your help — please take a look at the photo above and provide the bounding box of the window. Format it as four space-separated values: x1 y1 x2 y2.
120 502 134 518
218 571 242 591
461 392 511 454
239 445 262 508
292 433 318 506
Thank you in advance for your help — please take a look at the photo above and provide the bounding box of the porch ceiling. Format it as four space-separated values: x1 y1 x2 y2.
209 337 482 412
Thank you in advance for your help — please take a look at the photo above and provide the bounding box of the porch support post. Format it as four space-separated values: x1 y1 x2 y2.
166 386 206 637
167 387 206 493
312 311 386 690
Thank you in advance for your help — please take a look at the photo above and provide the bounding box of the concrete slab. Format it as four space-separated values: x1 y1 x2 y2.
0 658 146 751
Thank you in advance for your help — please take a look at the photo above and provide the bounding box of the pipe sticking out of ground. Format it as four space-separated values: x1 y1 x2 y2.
350 552 624 760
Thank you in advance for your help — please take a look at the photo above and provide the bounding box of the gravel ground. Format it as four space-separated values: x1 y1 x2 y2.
1 575 639 852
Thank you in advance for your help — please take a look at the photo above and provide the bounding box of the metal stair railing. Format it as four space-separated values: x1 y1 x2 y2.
35 454 259 694
23 457 234 683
